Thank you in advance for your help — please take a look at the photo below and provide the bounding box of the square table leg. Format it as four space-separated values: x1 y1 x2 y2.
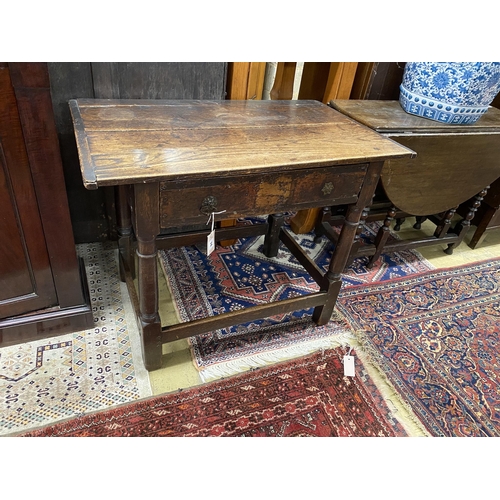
263 213 285 258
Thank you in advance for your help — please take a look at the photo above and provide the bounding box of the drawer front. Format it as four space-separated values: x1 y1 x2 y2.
160 164 367 228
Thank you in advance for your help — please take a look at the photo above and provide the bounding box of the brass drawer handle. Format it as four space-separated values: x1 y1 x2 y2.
200 195 218 215
322 182 334 195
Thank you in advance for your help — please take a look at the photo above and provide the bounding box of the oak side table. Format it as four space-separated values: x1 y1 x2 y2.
69 99 413 371
324 100 500 266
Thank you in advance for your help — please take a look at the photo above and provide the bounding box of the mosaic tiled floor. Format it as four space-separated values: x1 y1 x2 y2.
0 242 152 436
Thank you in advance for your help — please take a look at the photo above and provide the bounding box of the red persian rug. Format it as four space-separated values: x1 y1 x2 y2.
18 348 414 437
338 258 500 437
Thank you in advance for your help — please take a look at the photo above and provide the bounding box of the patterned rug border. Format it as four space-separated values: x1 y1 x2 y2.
159 246 357 383
335 312 431 437
340 255 500 290
159 219 434 382
14 347 418 437
337 256 500 437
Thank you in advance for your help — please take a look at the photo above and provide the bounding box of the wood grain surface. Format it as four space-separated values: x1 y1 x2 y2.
331 99 500 215
70 99 415 189
331 99 500 133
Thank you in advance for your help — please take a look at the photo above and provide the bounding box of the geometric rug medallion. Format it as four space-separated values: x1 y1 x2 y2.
0 242 152 436
338 258 500 437
160 219 434 381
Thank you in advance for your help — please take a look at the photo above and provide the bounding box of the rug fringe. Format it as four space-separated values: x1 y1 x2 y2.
331 310 430 436
197 329 356 383
349 329 431 437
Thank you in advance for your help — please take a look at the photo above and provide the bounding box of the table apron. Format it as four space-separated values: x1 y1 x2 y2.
159 164 368 228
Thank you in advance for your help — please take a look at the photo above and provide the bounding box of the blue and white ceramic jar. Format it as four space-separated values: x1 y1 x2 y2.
399 62 500 124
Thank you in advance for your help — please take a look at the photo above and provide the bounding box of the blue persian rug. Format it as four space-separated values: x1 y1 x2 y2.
159 218 434 381
338 258 500 436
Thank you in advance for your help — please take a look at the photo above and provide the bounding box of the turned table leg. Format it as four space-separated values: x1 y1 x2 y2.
445 187 489 255
312 209 358 325
134 183 163 371
115 185 134 281
347 203 371 269
413 216 427 230
434 206 457 239
313 161 384 324
394 217 405 231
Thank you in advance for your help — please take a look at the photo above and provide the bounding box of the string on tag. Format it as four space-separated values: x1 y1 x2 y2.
206 210 227 232
205 210 227 256
341 347 352 364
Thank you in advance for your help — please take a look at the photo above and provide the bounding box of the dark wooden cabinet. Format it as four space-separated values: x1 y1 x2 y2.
0 67 57 318
0 63 92 345
0 62 228 345
350 62 406 100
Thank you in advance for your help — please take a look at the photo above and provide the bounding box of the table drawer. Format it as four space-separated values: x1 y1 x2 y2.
159 164 367 228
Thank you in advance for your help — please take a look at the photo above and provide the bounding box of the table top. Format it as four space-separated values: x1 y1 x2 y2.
332 99 500 215
69 99 415 189
331 100 500 134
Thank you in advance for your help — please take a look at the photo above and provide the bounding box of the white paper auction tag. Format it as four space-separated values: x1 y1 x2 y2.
206 229 216 256
343 354 355 377
201 210 226 257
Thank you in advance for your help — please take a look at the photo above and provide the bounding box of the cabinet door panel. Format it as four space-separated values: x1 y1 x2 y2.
0 145 35 300
0 66 57 319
